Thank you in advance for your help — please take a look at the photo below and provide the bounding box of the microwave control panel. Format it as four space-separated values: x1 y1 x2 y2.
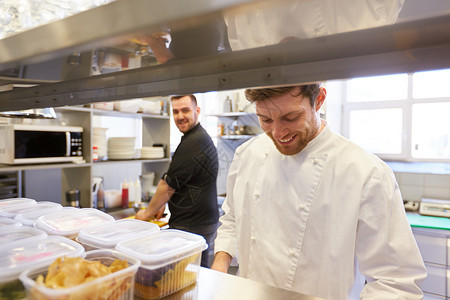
70 132 83 157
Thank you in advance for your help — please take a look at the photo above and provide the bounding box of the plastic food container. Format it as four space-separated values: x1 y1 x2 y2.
0 236 84 300
35 208 115 240
0 216 22 228
20 249 140 300
77 219 160 251
15 205 67 227
0 226 47 246
0 201 61 219
116 229 207 299
0 197 36 208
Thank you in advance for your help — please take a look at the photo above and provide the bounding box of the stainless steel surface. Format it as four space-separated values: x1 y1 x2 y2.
0 13 450 112
107 207 136 220
0 0 449 112
158 267 323 300
0 0 263 70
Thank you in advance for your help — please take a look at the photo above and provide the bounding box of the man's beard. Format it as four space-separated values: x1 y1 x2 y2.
267 125 319 156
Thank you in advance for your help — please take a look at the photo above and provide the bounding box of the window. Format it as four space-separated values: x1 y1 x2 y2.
342 68 450 161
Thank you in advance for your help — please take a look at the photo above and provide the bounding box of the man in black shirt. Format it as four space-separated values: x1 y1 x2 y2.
136 94 219 267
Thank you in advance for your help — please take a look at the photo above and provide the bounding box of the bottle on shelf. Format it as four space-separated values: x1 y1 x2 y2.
223 96 232 113
134 178 142 205
121 179 129 208
128 178 135 208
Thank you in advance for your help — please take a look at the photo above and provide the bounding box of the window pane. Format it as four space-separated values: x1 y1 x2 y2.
349 109 402 154
413 68 450 99
412 103 450 159
347 74 408 102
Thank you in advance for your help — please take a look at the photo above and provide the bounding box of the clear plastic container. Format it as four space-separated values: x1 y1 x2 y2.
15 205 67 227
116 229 207 299
0 236 84 300
0 197 36 208
0 226 47 246
20 249 140 300
0 201 61 219
35 208 115 240
77 219 160 251
0 216 22 228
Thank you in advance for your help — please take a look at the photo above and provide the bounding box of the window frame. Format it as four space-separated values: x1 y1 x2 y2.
341 72 450 162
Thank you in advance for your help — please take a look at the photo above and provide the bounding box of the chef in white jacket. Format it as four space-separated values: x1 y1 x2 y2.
224 0 405 51
212 84 427 299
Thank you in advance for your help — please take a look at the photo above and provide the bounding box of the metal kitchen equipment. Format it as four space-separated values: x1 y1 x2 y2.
419 198 450 218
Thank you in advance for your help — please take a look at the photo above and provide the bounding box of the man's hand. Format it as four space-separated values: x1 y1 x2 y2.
135 209 153 221
211 251 233 273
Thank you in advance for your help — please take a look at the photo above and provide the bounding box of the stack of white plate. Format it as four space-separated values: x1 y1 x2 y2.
107 137 136 160
140 146 165 159
93 127 108 159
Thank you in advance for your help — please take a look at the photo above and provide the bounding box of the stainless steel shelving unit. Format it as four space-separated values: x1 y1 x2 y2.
0 0 449 112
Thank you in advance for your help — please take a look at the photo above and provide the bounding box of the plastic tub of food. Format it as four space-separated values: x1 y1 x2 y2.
0 226 47 246
77 219 160 251
35 208 115 240
0 216 22 228
0 236 84 300
0 197 36 208
15 205 67 227
0 201 61 219
116 229 207 299
20 249 140 300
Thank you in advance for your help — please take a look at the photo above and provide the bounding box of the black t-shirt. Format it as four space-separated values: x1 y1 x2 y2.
164 123 219 227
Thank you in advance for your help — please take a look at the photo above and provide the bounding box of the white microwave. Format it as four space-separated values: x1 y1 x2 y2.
0 124 84 164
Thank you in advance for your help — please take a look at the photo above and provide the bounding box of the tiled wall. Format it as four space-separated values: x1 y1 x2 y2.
394 172 450 201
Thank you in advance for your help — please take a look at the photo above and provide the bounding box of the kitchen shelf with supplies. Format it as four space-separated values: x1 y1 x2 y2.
0 100 171 208
208 110 262 195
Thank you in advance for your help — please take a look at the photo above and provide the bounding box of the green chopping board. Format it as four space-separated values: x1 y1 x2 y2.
407 213 450 230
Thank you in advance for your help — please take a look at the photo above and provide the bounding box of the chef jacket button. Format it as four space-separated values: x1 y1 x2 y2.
251 236 256 242
313 159 319 165
264 152 268 157
289 249 295 256
298 204 305 210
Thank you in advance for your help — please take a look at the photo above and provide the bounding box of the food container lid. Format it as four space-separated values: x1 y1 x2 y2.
15 205 67 226
77 219 160 249
0 198 36 208
0 236 85 282
116 229 207 268
0 226 47 246
0 201 61 219
35 208 114 238
0 216 22 228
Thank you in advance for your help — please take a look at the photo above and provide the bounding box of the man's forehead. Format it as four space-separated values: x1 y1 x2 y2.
256 93 308 113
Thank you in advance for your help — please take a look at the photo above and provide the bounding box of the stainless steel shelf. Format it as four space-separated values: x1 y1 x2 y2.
219 135 255 140
0 0 449 113
0 162 91 172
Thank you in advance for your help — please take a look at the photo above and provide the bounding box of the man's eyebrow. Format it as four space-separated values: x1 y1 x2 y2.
256 113 270 118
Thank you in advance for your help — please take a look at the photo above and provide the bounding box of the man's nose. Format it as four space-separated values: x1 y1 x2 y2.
271 121 287 139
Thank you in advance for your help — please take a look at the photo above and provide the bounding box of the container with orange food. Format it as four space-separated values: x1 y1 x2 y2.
20 249 140 300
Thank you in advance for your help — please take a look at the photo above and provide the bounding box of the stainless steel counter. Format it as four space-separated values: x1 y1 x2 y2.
154 267 323 300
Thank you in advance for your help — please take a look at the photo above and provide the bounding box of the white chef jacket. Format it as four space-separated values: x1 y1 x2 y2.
225 0 405 51
215 124 427 300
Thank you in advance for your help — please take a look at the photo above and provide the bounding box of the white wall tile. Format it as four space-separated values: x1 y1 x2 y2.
399 184 423 201
423 186 450 200
424 174 450 188
401 173 424 186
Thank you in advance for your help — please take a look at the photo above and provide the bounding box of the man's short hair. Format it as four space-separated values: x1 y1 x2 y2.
170 94 198 106
245 84 321 107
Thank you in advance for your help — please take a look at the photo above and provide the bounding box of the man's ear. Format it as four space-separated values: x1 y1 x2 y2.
196 106 201 115
315 87 327 112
